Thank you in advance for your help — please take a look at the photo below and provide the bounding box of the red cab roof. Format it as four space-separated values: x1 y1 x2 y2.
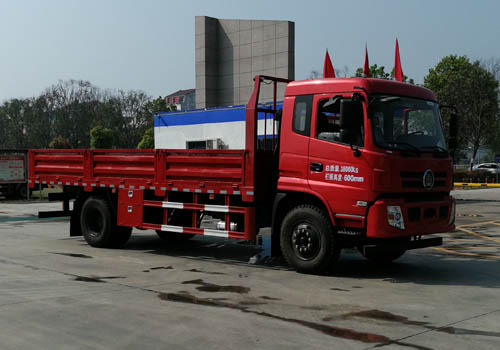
285 78 436 101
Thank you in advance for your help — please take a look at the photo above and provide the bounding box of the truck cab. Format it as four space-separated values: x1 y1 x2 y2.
272 78 455 271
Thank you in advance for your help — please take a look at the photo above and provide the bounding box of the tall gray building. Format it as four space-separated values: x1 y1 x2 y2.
195 16 295 108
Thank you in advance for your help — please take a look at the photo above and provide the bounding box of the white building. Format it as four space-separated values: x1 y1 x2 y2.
154 103 281 150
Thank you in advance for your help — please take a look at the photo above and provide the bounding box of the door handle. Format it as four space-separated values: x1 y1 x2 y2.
310 162 323 172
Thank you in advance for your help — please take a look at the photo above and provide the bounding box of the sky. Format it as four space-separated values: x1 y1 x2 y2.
1 0 500 102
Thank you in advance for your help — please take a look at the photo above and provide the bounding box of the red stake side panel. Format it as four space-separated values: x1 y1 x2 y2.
28 149 255 200
118 191 257 241
28 76 294 201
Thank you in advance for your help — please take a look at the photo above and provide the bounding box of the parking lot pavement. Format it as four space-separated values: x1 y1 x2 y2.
0 191 499 350
436 188 500 261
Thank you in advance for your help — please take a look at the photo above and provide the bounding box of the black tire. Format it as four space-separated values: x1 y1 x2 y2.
81 197 114 247
80 196 132 248
359 247 406 264
111 226 133 248
280 205 340 274
16 184 28 199
5 184 16 199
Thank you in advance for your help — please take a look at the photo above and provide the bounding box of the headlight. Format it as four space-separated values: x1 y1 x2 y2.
448 201 456 225
387 206 405 230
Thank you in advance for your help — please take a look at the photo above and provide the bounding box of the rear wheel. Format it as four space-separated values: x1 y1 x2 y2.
80 196 132 248
110 226 133 248
280 205 340 274
16 184 28 199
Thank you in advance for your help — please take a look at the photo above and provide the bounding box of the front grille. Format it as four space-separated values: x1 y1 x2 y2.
378 192 447 202
401 171 447 189
439 205 449 219
408 208 420 222
407 205 449 223
424 208 436 219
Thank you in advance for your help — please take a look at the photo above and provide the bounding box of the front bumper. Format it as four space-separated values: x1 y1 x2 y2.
366 196 455 238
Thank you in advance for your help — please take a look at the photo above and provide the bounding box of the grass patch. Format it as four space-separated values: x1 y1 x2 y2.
30 187 62 199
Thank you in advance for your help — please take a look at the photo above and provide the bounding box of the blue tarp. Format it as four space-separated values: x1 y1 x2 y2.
154 102 283 127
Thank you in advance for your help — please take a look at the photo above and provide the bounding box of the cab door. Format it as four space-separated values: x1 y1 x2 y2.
307 94 371 226
278 95 313 187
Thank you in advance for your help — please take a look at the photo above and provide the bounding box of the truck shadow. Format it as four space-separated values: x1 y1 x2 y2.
333 249 500 288
120 234 291 270
118 234 500 288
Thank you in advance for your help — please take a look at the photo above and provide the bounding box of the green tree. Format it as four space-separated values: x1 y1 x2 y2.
356 64 390 79
43 80 100 149
145 96 170 114
481 57 500 158
49 136 72 149
485 125 500 159
424 55 499 163
137 128 154 149
0 98 31 149
355 64 414 83
0 107 8 148
24 96 54 148
111 90 153 149
90 125 114 149
136 97 175 149
0 80 175 151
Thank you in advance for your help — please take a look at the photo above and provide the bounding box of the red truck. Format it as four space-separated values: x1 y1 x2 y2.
0 151 29 199
28 75 456 274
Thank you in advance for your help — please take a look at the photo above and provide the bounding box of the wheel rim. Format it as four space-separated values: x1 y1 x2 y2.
86 207 104 238
291 223 321 261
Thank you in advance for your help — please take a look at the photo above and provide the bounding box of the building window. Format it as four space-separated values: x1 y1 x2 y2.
186 141 208 149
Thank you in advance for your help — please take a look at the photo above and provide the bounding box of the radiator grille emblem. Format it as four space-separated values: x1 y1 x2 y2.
423 169 434 190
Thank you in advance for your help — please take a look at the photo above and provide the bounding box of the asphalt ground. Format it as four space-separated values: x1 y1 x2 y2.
0 190 499 350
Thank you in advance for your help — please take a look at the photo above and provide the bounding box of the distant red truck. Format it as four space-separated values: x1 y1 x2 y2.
0 151 28 199
29 75 456 273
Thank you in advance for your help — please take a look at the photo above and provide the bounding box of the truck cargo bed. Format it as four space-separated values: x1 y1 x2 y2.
28 149 254 200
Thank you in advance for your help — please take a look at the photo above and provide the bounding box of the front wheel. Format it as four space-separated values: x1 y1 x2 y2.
280 205 340 274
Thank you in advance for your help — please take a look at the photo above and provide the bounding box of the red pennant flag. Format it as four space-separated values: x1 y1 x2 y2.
323 50 336 78
363 45 370 78
394 38 403 82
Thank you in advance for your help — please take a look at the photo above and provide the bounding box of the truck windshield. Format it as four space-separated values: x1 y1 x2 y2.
371 96 447 153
